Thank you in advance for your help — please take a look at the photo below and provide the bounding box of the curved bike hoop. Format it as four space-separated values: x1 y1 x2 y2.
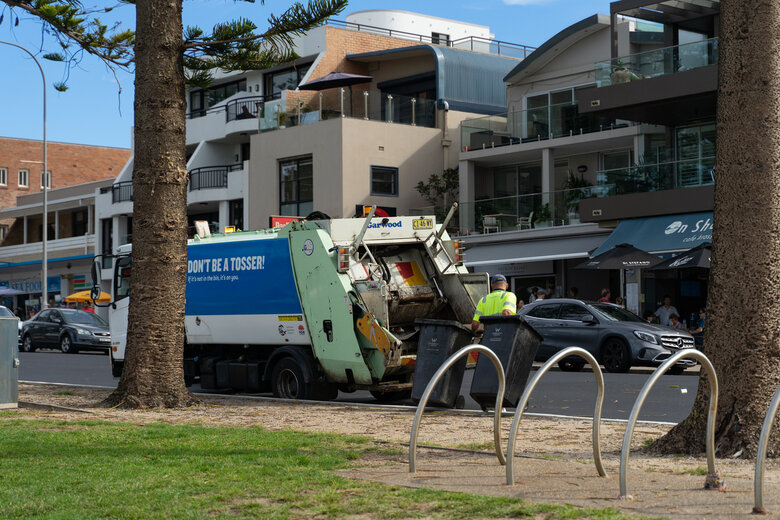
619 349 719 499
506 347 606 485
409 344 506 473
753 384 780 513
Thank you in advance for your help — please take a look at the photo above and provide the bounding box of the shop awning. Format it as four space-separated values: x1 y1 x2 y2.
591 212 713 257
465 233 608 266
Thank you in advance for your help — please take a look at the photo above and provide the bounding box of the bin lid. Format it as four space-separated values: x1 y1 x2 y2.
415 318 472 334
479 315 544 341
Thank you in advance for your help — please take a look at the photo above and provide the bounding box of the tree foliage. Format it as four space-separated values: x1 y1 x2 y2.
416 168 459 207
0 0 347 88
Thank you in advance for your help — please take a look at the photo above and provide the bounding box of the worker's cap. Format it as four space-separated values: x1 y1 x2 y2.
490 274 507 285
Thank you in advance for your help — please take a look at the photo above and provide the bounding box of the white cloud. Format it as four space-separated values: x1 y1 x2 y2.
502 0 555 5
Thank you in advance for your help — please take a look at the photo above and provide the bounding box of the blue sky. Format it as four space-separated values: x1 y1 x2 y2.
0 0 608 149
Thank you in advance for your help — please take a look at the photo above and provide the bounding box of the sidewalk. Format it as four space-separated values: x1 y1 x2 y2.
343 448 778 519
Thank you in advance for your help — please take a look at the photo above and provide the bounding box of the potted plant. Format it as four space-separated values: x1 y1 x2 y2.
610 59 632 84
563 171 592 224
534 203 552 227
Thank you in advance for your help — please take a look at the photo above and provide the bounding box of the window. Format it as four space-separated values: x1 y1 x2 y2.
101 218 113 269
0 224 7 241
72 209 88 237
229 199 244 230
264 64 311 100
41 170 51 189
188 78 247 118
526 303 560 319
18 169 29 188
431 32 450 45
0 167 7 186
279 156 313 217
559 304 593 321
370 166 398 196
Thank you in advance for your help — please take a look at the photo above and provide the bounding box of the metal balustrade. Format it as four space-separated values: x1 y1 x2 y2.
111 181 133 203
188 164 242 191
753 384 780 513
409 345 506 473
506 347 606 485
619 349 721 499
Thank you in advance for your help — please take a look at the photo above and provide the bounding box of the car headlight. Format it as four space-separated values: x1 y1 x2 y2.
633 330 658 344
75 328 91 335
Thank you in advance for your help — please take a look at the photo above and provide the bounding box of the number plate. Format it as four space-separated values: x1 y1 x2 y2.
412 218 433 230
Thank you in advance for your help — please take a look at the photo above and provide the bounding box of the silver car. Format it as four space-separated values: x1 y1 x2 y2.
519 299 696 373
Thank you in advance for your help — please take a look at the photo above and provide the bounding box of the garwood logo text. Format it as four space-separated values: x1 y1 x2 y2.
368 221 402 229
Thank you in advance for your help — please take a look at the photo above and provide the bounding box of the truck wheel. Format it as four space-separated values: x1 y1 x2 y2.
60 335 78 354
271 358 312 400
111 360 124 378
20 335 35 353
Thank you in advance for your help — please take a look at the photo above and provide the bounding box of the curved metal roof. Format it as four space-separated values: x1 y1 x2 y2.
347 45 520 115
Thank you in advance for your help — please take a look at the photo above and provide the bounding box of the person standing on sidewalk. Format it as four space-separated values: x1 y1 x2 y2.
471 274 517 333
654 295 679 327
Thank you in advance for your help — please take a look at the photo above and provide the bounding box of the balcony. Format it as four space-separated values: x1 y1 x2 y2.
596 157 715 196
260 90 438 133
594 38 718 87
189 163 242 191
111 181 133 203
0 234 96 260
577 39 718 126
461 103 634 152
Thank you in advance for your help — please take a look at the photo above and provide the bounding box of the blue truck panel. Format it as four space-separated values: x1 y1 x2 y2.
185 238 303 316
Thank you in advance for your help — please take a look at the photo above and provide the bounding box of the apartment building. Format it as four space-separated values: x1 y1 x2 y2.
95 11 533 285
457 0 717 316
0 138 130 313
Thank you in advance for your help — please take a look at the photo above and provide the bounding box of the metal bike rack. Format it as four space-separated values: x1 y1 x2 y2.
409 345 506 473
619 349 720 499
506 347 606 485
753 384 780 513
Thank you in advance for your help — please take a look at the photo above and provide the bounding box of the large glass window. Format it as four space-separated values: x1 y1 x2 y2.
264 64 311 100
279 156 313 217
676 122 716 187
188 79 247 118
370 166 398 196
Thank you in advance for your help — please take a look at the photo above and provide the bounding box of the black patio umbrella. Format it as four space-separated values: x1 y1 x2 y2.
574 243 662 270
298 72 373 117
649 242 711 270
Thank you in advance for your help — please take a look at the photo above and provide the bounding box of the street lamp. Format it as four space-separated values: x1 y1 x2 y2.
0 41 48 310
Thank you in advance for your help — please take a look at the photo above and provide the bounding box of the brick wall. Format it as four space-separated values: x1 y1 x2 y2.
0 137 131 238
285 26 431 113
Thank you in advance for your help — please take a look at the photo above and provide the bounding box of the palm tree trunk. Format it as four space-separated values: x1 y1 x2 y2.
651 0 780 457
104 0 196 408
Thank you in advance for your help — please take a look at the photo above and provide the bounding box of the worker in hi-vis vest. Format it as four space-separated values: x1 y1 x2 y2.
471 274 517 333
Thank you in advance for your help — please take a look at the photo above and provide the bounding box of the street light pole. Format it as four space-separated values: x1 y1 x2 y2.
0 41 48 310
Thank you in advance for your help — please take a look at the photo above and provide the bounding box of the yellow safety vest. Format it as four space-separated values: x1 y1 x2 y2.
473 290 517 322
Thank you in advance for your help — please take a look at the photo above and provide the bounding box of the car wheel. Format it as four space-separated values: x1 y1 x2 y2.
601 338 631 373
60 335 78 354
20 334 35 353
558 360 585 372
271 357 312 400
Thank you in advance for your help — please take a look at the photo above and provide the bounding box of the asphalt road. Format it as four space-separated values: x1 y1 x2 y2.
18 349 699 423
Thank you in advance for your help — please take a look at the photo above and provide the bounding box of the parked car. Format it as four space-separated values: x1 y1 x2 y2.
518 299 696 373
0 305 13 318
20 308 110 354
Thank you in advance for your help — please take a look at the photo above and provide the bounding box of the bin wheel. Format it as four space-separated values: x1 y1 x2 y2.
601 338 631 373
558 360 585 372
271 357 312 400
454 395 466 409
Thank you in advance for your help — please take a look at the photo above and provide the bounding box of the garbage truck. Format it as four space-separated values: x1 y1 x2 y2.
96 207 488 401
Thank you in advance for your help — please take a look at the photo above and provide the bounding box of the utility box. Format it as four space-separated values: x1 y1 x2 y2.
0 317 19 408
470 315 541 410
411 319 473 408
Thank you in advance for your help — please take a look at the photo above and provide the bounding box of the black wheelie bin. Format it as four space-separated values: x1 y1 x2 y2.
411 319 474 408
470 315 542 410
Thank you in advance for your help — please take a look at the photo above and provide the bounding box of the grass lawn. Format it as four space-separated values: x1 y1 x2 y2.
0 416 635 519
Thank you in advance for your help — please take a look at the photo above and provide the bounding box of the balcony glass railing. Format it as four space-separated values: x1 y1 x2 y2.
595 157 715 196
259 90 438 132
595 38 718 87
461 103 632 152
